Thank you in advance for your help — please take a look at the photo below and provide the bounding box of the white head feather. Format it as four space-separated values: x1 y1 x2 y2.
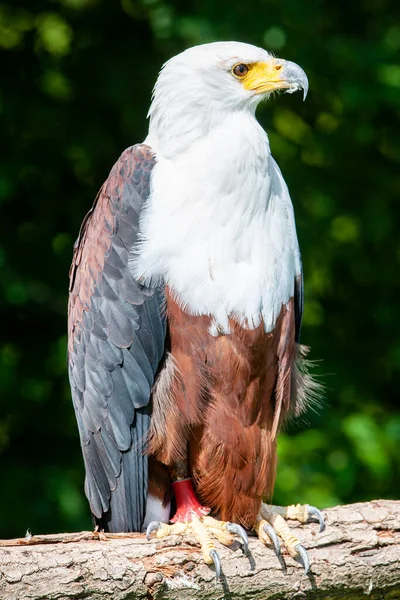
147 41 307 158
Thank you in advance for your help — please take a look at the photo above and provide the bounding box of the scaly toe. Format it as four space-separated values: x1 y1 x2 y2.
202 515 248 552
254 517 282 556
146 520 188 540
191 515 220 567
262 502 325 532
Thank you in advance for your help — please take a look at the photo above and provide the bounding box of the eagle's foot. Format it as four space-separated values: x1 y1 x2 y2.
254 503 325 574
146 515 248 581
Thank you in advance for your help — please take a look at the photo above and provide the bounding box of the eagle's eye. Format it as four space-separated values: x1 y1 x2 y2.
232 63 249 78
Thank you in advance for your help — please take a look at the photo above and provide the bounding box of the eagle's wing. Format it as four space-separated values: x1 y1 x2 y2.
68 144 166 532
294 255 303 343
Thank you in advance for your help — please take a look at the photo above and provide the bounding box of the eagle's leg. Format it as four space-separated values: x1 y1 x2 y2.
254 502 325 574
146 461 248 580
170 470 210 522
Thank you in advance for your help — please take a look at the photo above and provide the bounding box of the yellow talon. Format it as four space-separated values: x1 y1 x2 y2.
202 516 235 546
286 503 310 523
262 503 309 523
261 502 324 530
254 517 270 544
262 512 301 558
156 523 173 538
156 522 188 538
254 516 281 555
146 513 247 579
191 515 216 564
255 502 323 574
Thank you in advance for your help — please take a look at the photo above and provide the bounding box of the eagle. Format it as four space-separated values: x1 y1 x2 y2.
68 41 324 578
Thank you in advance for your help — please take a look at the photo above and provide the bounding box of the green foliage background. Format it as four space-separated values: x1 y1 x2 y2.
1 0 399 538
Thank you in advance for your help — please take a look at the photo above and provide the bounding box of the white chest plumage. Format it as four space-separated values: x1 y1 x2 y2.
133 112 301 335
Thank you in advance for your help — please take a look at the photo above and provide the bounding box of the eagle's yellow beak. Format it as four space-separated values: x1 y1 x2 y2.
242 58 309 100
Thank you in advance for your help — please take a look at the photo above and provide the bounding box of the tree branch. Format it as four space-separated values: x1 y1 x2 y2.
0 500 399 599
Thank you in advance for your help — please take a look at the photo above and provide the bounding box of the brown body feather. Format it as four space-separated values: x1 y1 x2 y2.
149 288 296 529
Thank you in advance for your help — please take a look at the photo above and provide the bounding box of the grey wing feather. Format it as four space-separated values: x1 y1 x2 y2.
294 253 304 343
68 144 165 532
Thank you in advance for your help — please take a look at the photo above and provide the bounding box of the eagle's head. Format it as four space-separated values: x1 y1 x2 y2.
147 41 308 155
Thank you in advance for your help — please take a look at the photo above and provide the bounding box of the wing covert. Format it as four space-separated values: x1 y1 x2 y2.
68 144 166 532
294 255 304 343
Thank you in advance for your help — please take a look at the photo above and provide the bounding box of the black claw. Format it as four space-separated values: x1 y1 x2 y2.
263 523 281 557
146 521 161 541
308 505 325 533
226 522 249 554
209 549 221 581
295 543 310 575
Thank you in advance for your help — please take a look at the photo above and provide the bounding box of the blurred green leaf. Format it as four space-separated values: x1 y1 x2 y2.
35 13 73 56
330 216 360 243
379 65 400 89
273 108 311 145
263 26 286 51
41 69 73 100
0 5 33 50
342 414 391 479
6 282 28 306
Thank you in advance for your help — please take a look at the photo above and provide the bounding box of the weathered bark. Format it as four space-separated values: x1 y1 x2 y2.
0 500 399 600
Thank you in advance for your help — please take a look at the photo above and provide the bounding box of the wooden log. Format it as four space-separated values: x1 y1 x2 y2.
0 500 399 599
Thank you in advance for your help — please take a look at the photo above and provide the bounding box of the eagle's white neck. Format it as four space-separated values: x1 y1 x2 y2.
146 94 258 160
134 110 301 334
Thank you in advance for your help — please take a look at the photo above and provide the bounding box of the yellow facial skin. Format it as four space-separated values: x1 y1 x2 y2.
233 60 292 94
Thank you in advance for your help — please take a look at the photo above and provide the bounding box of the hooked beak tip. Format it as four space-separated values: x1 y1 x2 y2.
282 60 309 101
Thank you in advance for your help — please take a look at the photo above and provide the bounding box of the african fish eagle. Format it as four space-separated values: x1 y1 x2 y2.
68 41 323 578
